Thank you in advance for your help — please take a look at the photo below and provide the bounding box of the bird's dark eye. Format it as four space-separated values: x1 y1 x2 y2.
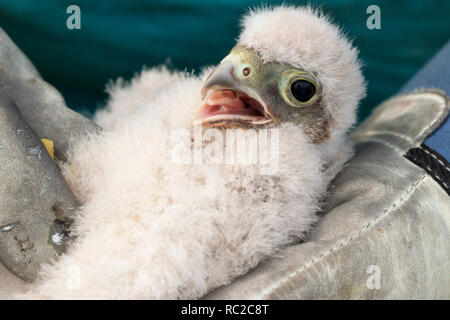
291 80 316 103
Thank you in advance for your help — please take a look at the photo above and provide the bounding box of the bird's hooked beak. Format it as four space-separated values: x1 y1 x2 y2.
192 60 273 127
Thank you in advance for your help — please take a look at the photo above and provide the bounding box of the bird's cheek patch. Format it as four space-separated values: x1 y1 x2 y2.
304 115 332 143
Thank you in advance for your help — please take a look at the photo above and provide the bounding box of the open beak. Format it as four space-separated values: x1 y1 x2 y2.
192 61 273 127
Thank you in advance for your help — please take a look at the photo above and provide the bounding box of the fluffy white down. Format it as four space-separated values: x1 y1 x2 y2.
13 6 363 299
17 68 327 299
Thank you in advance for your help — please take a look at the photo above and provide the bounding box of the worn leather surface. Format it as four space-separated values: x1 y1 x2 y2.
0 92 80 282
400 40 450 161
0 27 100 161
0 27 98 282
206 90 450 299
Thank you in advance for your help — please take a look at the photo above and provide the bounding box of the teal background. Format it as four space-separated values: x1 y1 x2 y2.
0 0 449 122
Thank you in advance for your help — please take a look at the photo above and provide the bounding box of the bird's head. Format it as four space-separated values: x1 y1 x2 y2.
193 6 365 143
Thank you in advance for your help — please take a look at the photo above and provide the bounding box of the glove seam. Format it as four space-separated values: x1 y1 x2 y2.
257 173 428 299
351 90 449 149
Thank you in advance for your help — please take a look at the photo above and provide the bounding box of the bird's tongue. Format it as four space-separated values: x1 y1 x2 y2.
197 89 262 118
